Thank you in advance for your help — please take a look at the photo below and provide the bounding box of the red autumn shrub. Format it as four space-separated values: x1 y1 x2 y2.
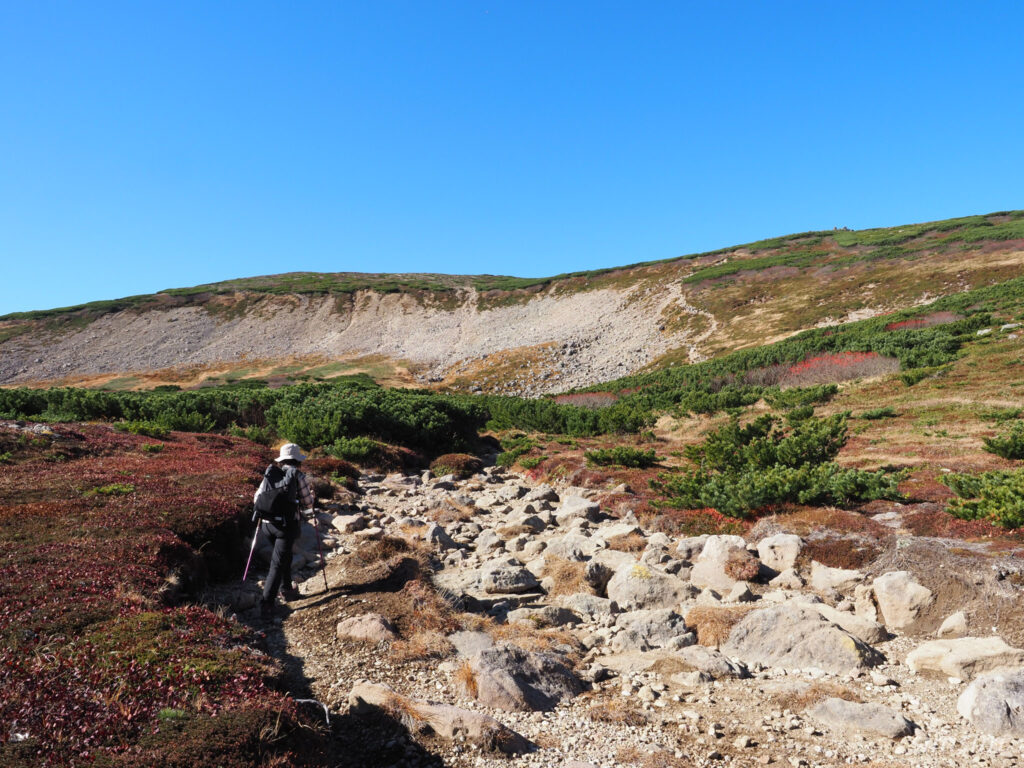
746 351 900 387
0 424 327 766
885 311 962 331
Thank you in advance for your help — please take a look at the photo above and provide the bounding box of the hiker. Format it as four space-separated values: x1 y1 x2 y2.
256 443 315 619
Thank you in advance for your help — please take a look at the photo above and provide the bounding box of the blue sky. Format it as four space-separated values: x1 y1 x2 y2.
2 1 1023 315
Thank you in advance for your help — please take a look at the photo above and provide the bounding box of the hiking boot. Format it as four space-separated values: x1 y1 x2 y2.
281 587 301 602
259 599 274 620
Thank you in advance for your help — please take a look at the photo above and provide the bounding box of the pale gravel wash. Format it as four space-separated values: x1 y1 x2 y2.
0 283 699 394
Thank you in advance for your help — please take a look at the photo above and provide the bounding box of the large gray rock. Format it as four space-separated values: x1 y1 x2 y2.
425 523 458 550
544 533 603 561
689 535 752 592
957 668 1024 736
756 533 803 573
448 630 495 658
796 598 889 645
676 535 710 562
524 484 559 503
464 644 585 711
506 605 581 628
606 561 695 611
808 698 915 740
810 561 864 593
675 644 749 679
554 496 603 527
479 558 540 594
336 613 398 643
721 603 884 674
937 611 968 639
907 637 1024 681
872 571 933 630
556 592 615 619
611 609 693 652
349 681 531 754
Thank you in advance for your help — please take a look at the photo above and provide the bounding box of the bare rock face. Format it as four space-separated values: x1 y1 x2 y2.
479 558 540 594
907 637 1024 681
554 496 603 527
336 613 398 643
808 697 915 740
872 571 933 630
957 668 1024 736
348 680 532 754
461 644 585 712
937 610 968 639
611 609 693 652
756 533 804 573
809 562 864 593
721 603 884 674
606 561 695 611
690 535 751 592
675 644 749 679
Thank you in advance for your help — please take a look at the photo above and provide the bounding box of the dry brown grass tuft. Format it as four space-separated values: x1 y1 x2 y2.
588 699 648 727
353 535 413 565
684 605 757 647
398 578 461 635
606 532 648 553
769 681 862 710
485 619 584 663
496 524 535 539
454 660 479 699
796 536 881 571
540 556 593 596
389 630 455 663
383 692 425 727
724 547 760 580
424 497 477 525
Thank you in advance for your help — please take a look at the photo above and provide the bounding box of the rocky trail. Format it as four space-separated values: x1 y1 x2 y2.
211 465 1024 768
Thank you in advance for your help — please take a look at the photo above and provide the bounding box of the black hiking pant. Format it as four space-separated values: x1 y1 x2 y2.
261 518 298 605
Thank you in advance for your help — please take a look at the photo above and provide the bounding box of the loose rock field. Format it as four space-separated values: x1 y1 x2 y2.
221 463 1024 768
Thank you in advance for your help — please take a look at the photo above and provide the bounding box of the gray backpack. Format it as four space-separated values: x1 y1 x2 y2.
253 464 298 525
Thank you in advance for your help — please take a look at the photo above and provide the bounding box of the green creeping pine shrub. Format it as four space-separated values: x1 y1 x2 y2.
84 482 135 497
653 414 905 518
786 405 815 425
328 436 384 463
764 384 838 410
519 455 545 470
585 446 658 468
114 420 170 439
860 406 897 420
942 468 1024 528
653 464 904 519
983 422 1024 460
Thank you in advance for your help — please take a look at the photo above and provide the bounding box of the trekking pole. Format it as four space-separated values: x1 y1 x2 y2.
312 509 329 592
242 517 261 582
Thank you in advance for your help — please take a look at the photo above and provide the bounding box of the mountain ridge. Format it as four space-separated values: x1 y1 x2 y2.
2 209 1023 394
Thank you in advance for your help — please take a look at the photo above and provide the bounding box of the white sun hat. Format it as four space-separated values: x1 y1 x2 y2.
275 443 307 463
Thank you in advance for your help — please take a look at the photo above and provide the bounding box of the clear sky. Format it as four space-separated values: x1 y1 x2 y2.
2 1 1022 315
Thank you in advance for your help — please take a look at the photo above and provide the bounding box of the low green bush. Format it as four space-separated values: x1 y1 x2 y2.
519 455 545 470
860 406 897 420
114 420 170 439
764 384 838 409
328 435 384 464
983 422 1024 460
942 468 1024 528
585 446 658 468
430 453 483 478
652 414 904 518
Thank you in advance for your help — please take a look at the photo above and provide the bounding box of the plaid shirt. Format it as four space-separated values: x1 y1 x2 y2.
295 471 315 515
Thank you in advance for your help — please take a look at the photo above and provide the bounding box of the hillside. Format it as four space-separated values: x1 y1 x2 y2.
2 210 1023 394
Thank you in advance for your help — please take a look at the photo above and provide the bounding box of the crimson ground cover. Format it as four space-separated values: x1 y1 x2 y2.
0 424 327 767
